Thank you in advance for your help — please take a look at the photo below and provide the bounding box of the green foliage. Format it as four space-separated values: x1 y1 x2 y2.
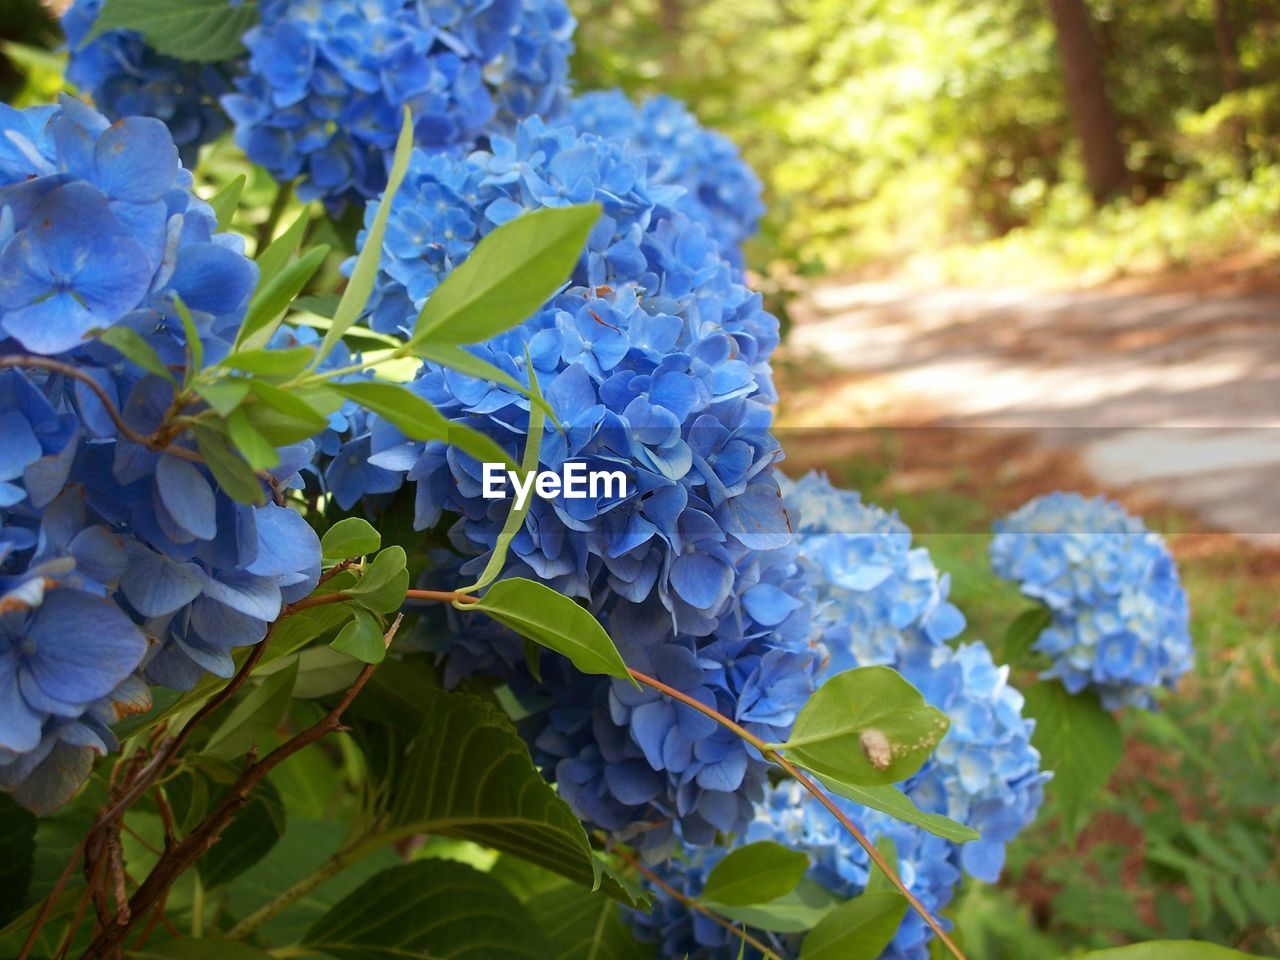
701 841 810 906
320 517 382 561
528 883 650 960
414 204 601 342
707 878 840 933
1022 680 1124 836
469 577 633 683
800 890 908 959
0 795 36 927
346 545 410 614
329 608 387 664
1075 943 1271 960
775 665 950 786
374 684 632 899
304 860 550 959
202 659 298 761
86 0 257 62
316 108 413 366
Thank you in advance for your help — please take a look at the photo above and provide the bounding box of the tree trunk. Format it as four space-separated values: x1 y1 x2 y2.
1213 0 1252 173
1047 0 1130 204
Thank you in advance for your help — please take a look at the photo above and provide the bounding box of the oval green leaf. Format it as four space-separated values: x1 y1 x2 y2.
321 517 382 560
470 577 633 684
701 840 810 906
777 666 950 787
800 890 907 960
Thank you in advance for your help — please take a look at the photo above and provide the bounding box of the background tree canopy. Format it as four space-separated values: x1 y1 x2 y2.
573 0 1280 277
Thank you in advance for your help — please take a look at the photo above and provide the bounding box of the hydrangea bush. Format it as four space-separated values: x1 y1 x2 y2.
992 492 1193 709
0 6 1205 960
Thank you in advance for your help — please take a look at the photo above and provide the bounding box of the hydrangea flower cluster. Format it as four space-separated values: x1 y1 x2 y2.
353 116 817 846
991 492 1193 710
568 91 764 263
0 96 321 812
632 473 1048 958
62 0 237 166
223 0 576 208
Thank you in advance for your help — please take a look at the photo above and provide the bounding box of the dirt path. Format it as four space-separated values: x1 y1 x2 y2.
779 279 1280 542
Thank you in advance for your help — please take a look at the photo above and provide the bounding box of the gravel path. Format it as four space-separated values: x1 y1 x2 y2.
785 280 1280 542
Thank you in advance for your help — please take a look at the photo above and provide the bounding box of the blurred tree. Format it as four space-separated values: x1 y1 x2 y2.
1047 0 1130 203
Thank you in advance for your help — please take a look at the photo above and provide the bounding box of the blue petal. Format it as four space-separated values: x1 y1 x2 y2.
94 116 179 204
26 589 145 704
156 456 217 541
669 552 734 610
120 548 203 616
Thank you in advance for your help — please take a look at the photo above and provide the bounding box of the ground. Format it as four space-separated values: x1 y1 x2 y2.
778 262 1280 544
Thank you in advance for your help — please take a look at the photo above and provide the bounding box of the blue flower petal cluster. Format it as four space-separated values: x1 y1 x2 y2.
568 91 764 262
0 97 320 812
62 0 236 166
359 117 813 844
223 0 575 207
631 473 1048 959
991 492 1193 710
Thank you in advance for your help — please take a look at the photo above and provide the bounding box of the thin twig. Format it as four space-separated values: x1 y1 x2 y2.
0 355 204 464
613 847 782 960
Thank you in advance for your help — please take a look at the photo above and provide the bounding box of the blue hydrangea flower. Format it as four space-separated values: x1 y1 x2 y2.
568 91 764 263
991 492 1193 710
222 0 575 207
62 0 237 165
353 116 809 844
0 98 322 812
0 95 257 358
633 474 1047 959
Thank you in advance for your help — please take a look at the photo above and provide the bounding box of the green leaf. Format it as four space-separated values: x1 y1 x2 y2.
414 204 600 343
382 687 636 902
253 207 310 291
707 878 839 933
800 890 908 960
1002 605 1052 665
172 295 204 380
316 109 413 366
1022 680 1122 835
529 884 649 960
221 345 317 378
807 779 979 843
1073 943 1269 960
470 577 632 684
202 659 298 761
94 325 176 384
238 244 330 352
321 517 382 559
348 546 409 614
330 608 387 664
227 408 280 471
330 379 516 469
197 783 284 889
193 379 251 417
192 423 266 505
86 0 257 62
129 939 277 960
702 841 809 906
776 666 950 787
208 173 246 233
0 795 36 928
243 380 330 445
463 364 544 593
225 819 401 944
413 341 559 426
304 860 550 960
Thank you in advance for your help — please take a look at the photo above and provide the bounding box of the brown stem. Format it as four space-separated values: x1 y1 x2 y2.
405 588 478 605
0 355 281 499
614 847 782 960
0 355 204 464
79 616 399 959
